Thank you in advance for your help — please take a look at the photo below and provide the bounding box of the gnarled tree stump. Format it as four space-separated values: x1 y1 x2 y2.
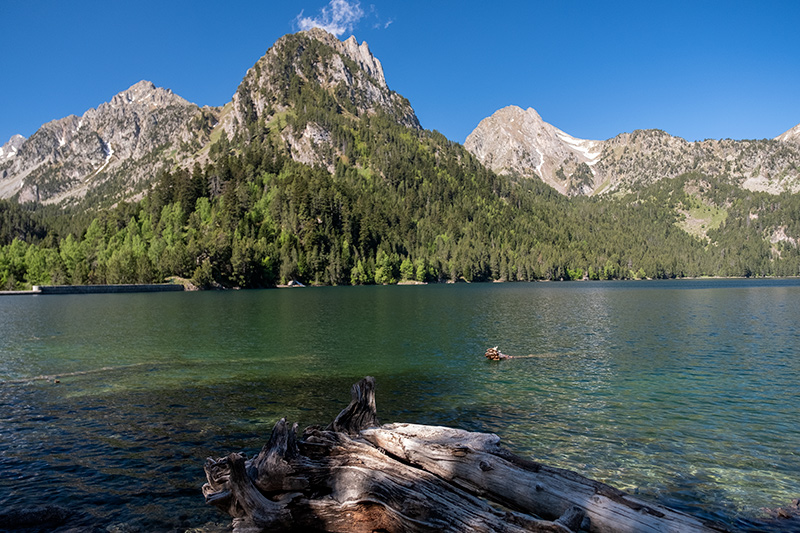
203 376 728 533
485 346 511 360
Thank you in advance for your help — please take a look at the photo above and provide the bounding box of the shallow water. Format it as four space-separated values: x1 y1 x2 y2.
1 280 799 531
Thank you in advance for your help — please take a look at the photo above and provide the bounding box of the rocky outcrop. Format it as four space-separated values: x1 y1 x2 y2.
309 29 388 89
0 134 25 163
466 106 800 196
776 123 800 145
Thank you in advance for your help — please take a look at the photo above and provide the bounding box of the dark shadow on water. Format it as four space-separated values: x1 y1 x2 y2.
0 371 470 531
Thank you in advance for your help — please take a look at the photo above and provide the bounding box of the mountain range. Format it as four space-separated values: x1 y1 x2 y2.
2 28 800 289
4 28 800 206
0 28 416 207
465 105 800 197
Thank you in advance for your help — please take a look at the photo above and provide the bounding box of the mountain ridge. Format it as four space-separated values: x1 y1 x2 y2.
776 122 800 144
0 79 205 204
466 105 800 197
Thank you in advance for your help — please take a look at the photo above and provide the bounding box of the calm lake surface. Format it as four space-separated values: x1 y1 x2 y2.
1 279 799 531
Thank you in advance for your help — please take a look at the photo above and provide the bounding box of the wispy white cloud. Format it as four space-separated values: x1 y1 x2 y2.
295 0 365 37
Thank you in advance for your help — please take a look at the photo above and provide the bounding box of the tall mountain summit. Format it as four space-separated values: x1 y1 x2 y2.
222 28 419 171
466 105 800 197
464 106 602 196
0 29 417 206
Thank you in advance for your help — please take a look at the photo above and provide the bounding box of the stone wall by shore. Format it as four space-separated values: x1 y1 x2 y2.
0 284 184 296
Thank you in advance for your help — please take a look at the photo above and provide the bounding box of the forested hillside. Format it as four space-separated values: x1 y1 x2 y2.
3 130 800 290
2 31 799 290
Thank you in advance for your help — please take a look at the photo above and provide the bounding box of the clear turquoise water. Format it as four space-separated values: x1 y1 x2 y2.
1 280 799 531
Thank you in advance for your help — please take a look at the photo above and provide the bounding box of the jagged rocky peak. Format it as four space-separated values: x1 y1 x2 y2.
0 80 202 204
224 28 419 173
228 28 418 137
0 134 25 162
102 80 187 109
83 80 198 160
305 28 387 89
87 80 195 129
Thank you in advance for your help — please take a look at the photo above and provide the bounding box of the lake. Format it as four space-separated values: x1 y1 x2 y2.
1 279 799 531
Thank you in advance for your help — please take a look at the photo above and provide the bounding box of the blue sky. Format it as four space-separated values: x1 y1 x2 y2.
1 1 799 146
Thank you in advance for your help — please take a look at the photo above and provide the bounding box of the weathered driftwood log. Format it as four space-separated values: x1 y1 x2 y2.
361 424 727 533
485 346 511 360
203 376 728 533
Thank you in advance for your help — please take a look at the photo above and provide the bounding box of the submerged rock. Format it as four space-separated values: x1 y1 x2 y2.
0 505 73 529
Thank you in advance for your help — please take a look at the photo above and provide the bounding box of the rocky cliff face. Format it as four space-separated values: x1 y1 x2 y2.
0 81 208 204
466 106 800 196
0 134 25 163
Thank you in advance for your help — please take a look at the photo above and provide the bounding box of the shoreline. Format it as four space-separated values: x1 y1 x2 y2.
2 276 798 296
0 284 184 296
